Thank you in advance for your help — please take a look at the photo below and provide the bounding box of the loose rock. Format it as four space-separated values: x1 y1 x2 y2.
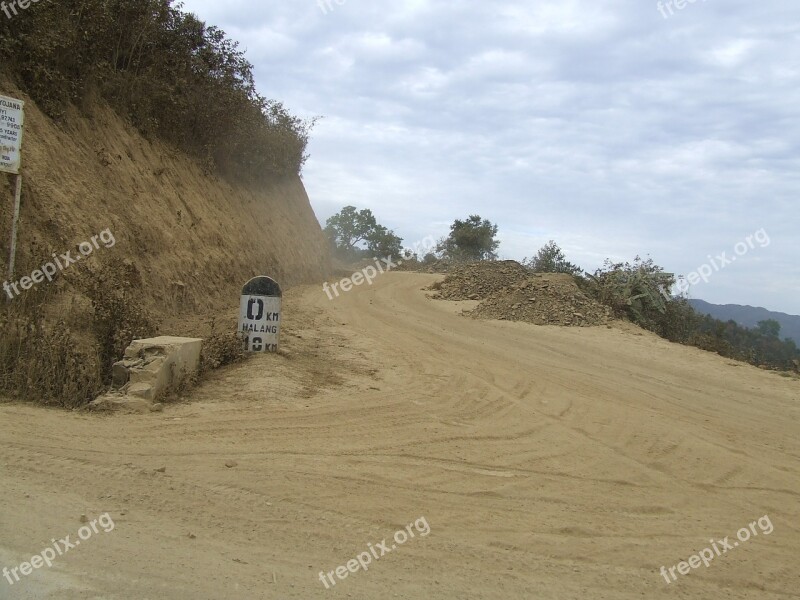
430 261 611 327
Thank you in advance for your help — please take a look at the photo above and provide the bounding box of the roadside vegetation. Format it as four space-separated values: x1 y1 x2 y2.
0 259 155 408
0 0 314 181
324 206 403 262
325 207 501 265
435 215 500 262
524 242 798 372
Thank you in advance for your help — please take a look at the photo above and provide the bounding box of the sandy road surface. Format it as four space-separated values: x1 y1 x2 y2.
1 272 799 599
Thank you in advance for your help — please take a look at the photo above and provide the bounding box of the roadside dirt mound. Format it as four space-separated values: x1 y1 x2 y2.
429 260 530 299
471 273 612 326
430 262 611 327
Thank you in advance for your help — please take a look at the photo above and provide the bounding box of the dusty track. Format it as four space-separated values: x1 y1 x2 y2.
1 272 798 599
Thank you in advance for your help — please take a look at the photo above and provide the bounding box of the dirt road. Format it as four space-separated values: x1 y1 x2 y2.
1 272 798 599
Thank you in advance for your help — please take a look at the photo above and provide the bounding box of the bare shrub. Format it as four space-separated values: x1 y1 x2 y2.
200 320 246 373
85 260 155 383
0 315 102 408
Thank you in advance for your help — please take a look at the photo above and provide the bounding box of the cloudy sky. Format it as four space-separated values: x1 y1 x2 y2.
181 0 799 315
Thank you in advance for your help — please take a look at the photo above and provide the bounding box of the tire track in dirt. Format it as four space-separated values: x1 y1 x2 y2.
1 272 798 599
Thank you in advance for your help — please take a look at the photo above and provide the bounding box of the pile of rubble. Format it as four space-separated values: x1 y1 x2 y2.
429 262 611 327
428 261 531 300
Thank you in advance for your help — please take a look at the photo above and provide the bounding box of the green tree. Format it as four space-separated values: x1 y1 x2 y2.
523 241 583 276
437 215 500 261
757 319 781 338
366 225 403 258
324 206 377 253
324 206 403 260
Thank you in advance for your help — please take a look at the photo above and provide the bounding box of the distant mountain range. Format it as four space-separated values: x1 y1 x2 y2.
688 300 800 345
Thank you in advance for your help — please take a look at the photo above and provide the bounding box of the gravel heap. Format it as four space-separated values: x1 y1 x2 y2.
428 261 531 300
429 261 611 327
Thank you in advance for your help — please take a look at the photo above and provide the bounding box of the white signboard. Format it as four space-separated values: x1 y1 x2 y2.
0 95 24 174
238 276 282 353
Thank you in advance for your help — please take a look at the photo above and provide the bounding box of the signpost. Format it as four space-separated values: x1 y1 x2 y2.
238 276 282 353
1 94 24 283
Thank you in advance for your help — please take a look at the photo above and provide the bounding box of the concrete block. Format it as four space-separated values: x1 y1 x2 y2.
89 393 151 414
123 337 202 399
92 336 202 411
127 382 155 401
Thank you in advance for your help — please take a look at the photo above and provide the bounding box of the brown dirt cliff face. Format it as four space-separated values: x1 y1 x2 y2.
0 81 330 321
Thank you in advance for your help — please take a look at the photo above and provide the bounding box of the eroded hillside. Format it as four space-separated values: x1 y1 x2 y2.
0 80 330 404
